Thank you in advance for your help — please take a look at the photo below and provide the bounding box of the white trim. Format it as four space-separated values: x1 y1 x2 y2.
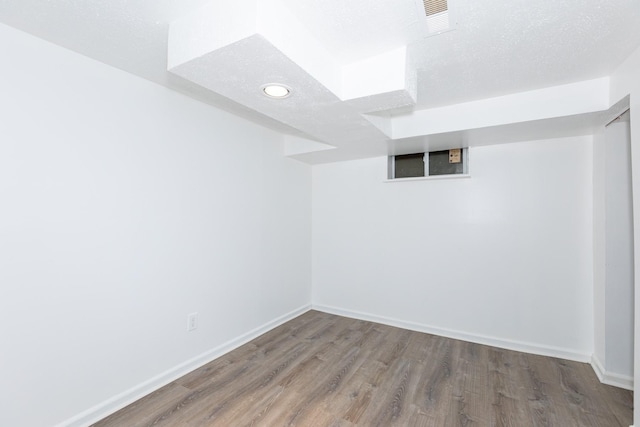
384 174 471 183
591 354 606 382
56 304 312 427
591 355 634 390
312 304 591 363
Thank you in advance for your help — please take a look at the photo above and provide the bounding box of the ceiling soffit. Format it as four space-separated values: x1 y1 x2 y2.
168 0 429 160
167 0 632 163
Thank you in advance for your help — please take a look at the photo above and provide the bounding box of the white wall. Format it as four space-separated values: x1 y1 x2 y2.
610 44 640 424
0 24 311 427
593 129 607 368
593 119 635 389
604 121 634 380
313 138 594 360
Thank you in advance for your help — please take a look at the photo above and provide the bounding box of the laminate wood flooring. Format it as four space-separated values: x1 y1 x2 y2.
93 311 633 426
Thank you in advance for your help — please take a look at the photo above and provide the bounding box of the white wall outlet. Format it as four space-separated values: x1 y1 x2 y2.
187 312 198 332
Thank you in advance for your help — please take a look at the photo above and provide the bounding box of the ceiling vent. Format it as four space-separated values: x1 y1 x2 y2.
423 0 448 16
417 0 453 35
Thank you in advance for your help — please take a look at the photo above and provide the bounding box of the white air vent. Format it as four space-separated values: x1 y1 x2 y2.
416 0 455 36
426 12 450 33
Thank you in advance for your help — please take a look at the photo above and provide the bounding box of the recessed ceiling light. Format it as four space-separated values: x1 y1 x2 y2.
262 84 291 99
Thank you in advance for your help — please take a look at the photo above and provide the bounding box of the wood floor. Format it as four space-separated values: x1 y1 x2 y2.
93 311 633 426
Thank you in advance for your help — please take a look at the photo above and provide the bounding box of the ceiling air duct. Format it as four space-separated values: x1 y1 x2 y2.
419 0 452 34
423 0 448 16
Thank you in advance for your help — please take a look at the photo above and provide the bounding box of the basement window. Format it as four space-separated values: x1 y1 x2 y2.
388 149 468 180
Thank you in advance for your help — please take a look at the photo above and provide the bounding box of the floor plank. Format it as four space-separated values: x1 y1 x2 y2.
93 311 633 427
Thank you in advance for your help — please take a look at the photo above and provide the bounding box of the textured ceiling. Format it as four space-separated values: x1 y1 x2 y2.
411 0 640 109
280 0 425 62
1 0 639 163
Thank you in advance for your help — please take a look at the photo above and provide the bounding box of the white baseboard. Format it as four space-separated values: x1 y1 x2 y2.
56 304 312 427
591 355 634 390
591 354 606 382
312 304 591 363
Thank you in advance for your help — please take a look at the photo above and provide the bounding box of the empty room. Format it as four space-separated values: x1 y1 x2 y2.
1 0 640 426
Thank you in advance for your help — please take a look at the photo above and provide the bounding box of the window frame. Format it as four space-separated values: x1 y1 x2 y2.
388 148 469 180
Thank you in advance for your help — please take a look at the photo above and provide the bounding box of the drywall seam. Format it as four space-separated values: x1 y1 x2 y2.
56 304 312 427
312 304 591 364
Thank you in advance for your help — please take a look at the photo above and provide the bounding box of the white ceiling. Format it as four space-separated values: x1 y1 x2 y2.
1 0 639 163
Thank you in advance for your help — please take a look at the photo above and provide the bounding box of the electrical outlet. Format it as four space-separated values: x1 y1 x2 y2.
187 312 198 332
